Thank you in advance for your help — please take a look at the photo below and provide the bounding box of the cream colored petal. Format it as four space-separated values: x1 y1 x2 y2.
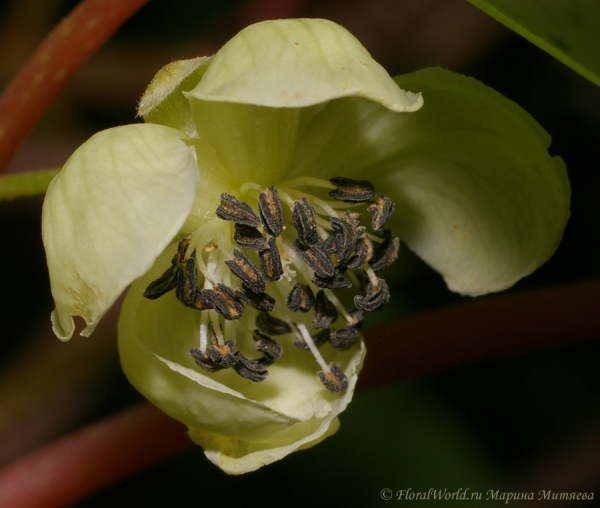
289 68 569 295
42 124 198 340
118 244 364 474
138 56 212 137
184 18 422 188
188 100 323 186
187 18 422 112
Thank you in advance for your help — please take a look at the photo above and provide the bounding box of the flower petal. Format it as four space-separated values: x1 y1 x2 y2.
289 68 569 295
42 124 198 340
184 19 423 187
118 244 365 474
188 100 323 186
187 18 423 112
138 56 212 137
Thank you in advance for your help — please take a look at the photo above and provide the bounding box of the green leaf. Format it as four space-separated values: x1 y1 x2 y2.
466 0 600 86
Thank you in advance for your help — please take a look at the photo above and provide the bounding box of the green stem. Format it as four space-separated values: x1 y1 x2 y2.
0 169 59 201
0 0 151 174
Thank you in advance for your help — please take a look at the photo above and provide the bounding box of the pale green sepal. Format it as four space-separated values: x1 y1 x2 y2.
187 18 423 112
466 0 600 87
138 56 213 137
189 414 340 475
390 68 569 295
42 124 198 340
189 100 324 187
290 68 569 296
118 245 365 474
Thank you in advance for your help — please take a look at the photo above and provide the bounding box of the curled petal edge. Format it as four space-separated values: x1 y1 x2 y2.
42 124 198 340
187 18 423 113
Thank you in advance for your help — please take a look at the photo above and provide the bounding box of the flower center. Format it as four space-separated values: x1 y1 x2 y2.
143 177 399 393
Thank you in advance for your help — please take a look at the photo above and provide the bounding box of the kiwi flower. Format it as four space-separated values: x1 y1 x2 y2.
41 19 569 474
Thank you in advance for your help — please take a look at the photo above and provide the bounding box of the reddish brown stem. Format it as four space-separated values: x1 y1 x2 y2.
361 279 600 387
0 280 597 507
0 0 150 174
0 403 192 508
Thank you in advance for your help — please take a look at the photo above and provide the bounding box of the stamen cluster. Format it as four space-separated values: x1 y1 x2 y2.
144 177 399 393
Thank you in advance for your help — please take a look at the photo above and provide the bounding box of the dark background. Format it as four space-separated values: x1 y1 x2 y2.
1 0 599 506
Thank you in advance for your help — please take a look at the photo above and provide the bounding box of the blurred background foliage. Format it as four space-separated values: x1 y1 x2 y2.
1 0 599 506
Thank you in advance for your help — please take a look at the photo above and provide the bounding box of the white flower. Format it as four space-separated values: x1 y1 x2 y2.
41 19 569 474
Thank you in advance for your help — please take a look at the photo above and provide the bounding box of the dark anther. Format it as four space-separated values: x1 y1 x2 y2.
216 193 261 227
143 265 177 300
313 328 331 348
312 273 352 290
348 307 364 328
206 341 239 367
330 325 359 350
329 177 376 203
252 329 283 364
225 249 266 294
202 284 244 320
294 328 329 350
259 186 284 237
368 195 395 231
354 278 390 312
345 235 374 271
175 253 198 305
234 224 269 251
370 230 400 271
322 234 338 255
234 355 269 382
312 290 339 329
330 212 360 264
259 236 283 281
318 362 349 393
190 340 238 373
286 282 315 312
144 238 189 300
293 240 336 279
235 286 275 312
256 312 292 335
190 349 223 372
292 197 320 245
176 255 213 310
191 340 270 382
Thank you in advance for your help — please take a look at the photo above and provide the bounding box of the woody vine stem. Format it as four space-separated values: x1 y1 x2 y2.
0 0 598 507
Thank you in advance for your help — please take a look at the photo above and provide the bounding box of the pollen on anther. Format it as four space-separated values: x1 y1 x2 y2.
216 193 261 227
318 362 349 393
259 186 284 237
292 197 320 245
312 290 338 329
368 195 395 231
370 230 400 271
259 236 283 281
329 177 376 203
225 249 266 294
286 282 314 312
256 312 292 335
234 224 269 251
